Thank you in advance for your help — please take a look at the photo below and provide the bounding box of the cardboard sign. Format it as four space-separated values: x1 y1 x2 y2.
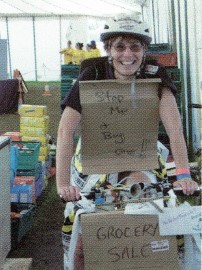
81 211 179 270
80 79 160 174
159 206 202 236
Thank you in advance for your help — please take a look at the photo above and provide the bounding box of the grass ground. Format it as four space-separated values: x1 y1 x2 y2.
0 81 61 139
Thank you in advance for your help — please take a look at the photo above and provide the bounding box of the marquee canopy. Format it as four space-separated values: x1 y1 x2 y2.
0 0 149 17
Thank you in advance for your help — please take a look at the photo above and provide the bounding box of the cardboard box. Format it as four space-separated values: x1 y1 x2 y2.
81 211 179 270
80 79 160 174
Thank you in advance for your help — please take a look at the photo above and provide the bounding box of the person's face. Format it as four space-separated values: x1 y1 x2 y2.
109 37 145 79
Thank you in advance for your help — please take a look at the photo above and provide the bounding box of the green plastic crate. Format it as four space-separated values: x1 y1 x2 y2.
147 43 170 53
11 141 41 170
16 161 42 179
11 203 36 249
166 67 181 82
61 65 80 76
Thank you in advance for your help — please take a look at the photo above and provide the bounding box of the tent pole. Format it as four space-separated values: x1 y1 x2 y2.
59 15 62 65
6 16 12 79
184 0 194 160
176 1 188 141
151 0 156 43
170 0 177 52
32 16 37 82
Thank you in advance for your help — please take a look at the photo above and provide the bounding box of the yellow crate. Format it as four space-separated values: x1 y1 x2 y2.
20 126 48 137
39 146 50 156
18 105 47 117
20 116 49 128
38 155 48 162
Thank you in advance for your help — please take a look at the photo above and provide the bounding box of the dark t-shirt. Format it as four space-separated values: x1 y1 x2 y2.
62 59 177 113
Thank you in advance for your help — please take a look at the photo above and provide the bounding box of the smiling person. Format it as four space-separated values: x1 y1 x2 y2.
56 13 198 270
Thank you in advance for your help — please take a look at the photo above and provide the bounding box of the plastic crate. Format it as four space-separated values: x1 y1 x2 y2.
10 145 19 172
16 161 42 179
61 78 74 83
147 43 170 53
166 67 181 82
11 141 41 170
61 65 80 76
146 52 177 67
11 203 36 249
175 91 182 107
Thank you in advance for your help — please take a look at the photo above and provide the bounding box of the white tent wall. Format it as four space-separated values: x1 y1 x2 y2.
188 0 202 154
148 0 170 44
0 0 174 82
0 15 109 81
174 0 202 158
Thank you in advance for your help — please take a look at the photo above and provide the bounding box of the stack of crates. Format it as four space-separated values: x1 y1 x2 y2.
9 140 40 248
10 141 42 204
60 64 80 103
158 67 181 144
146 43 177 67
18 104 50 162
146 43 182 149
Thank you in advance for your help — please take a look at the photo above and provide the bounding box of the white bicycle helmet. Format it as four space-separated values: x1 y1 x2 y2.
100 13 152 45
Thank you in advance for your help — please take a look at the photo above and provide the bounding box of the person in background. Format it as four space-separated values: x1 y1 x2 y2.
84 43 93 59
73 42 85 65
59 40 75 64
90 40 101 57
56 13 198 270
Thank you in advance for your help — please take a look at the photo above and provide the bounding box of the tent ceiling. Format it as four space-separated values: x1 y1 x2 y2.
0 0 149 17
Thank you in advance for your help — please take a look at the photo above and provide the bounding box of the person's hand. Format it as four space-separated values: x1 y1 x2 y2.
173 177 198 195
58 185 81 202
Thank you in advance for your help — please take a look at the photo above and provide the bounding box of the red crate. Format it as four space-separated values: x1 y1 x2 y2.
146 52 177 67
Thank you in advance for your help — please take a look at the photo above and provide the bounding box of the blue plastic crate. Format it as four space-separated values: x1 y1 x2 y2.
10 145 19 172
11 141 41 170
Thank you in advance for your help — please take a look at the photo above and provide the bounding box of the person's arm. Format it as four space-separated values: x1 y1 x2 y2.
159 87 198 194
59 49 66 54
56 106 81 201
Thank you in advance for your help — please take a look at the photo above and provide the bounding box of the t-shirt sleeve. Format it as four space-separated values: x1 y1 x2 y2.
61 66 96 113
